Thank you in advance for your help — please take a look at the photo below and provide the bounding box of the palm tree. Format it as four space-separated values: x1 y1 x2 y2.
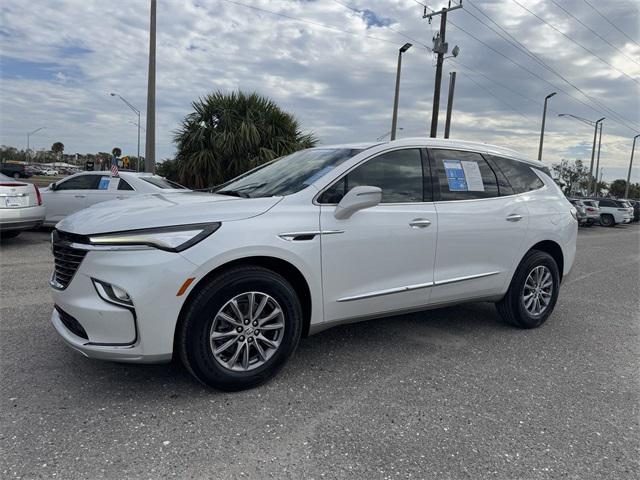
51 142 64 165
175 91 316 188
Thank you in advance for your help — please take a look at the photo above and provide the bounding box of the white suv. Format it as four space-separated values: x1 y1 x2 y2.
50 139 577 390
593 198 633 226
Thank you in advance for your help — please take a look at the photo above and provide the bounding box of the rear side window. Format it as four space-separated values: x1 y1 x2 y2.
56 175 99 190
431 149 499 200
141 177 187 189
490 156 544 194
319 149 425 204
118 179 134 191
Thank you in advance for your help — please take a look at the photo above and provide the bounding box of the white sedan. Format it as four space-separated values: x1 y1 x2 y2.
0 173 45 239
40 171 189 226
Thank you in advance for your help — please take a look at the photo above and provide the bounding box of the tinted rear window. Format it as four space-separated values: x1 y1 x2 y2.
490 156 544 194
141 177 187 189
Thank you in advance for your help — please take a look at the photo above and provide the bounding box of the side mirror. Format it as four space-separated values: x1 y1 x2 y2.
49 182 56 191
334 186 382 219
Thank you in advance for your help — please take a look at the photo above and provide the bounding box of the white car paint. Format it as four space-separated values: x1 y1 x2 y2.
40 171 189 226
0 173 45 234
49 138 577 366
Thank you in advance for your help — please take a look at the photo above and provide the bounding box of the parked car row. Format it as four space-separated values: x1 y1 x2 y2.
568 197 636 227
1 171 189 238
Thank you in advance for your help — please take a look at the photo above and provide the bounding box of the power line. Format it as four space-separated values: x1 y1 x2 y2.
219 0 409 47
582 0 640 49
547 0 640 66
459 0 640 133
332 0 431 50
510 0 640 85
451 68 529 122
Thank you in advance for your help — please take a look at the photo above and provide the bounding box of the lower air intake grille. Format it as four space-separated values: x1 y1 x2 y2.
55 306 88 340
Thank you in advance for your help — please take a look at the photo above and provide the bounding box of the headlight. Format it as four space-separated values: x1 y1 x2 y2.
88 222 220 252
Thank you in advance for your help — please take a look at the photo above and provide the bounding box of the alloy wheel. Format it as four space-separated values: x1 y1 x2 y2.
209 292 285 372
522 265 553 316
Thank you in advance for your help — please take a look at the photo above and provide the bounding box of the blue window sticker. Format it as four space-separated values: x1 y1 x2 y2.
98 177 110 190
443 160 468 191
303 165 335 186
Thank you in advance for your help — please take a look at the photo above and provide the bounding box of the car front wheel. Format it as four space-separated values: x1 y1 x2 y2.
177 265 303 391
496 250 560 329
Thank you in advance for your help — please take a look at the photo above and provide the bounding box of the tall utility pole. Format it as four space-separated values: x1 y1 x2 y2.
444 71 456 139
423 1 463 138
145 0 156 173
391 43 412 141
625 134 640 199
593 121 604 196
538 92 556 161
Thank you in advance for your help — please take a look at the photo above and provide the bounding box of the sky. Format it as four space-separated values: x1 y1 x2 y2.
0 0 639 181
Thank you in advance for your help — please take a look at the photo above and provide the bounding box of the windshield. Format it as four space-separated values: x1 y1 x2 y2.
216 148 361 198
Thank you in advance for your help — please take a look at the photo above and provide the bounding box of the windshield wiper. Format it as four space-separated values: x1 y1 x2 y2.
216 189 251 198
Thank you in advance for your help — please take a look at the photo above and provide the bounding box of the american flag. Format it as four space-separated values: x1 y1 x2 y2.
110 156 119 177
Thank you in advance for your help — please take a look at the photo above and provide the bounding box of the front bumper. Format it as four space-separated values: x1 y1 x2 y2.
50 245 198 363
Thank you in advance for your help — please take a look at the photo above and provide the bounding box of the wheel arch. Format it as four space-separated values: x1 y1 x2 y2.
173 255 313 355
527 240 564 280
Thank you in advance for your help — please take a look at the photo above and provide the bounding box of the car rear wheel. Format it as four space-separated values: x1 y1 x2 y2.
600 214 615 227
496 250 560 329
177 265 303 391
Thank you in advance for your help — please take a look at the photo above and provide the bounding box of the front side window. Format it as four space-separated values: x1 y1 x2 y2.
490 156 544 194
432 149 499 200
56 175 99 190
598 199 615 207
318 149 424 204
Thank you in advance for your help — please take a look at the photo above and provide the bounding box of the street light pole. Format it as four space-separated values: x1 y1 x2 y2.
594 121 604 196
625 134 640 199
558 114 604 196
110 93 141 171
537 92 556 161
391 43 412 141
145 0 156 173
26 127 45 162
444 71 457 139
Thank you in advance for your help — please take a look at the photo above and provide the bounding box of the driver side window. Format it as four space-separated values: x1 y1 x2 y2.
318 149 425 204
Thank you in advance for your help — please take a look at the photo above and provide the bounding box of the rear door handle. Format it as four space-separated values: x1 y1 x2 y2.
409 219 432 228
74 195 86 198
506 214 523 222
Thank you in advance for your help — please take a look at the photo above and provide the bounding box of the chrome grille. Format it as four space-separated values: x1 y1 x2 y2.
52 243 87 289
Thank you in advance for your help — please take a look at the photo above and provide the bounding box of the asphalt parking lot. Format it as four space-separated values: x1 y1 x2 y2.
1 225 639 479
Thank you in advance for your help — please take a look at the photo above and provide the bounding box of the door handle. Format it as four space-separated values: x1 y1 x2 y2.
409 219 431 228
506 214 523 222
74 195 86 198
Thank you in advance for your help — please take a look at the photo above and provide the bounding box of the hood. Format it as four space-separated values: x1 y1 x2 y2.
56 192 282 235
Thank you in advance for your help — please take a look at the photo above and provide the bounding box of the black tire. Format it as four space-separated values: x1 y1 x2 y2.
0 230 21 240
178 266 303 391
600 214 615 227
496 250 560 329
12 172 20 179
